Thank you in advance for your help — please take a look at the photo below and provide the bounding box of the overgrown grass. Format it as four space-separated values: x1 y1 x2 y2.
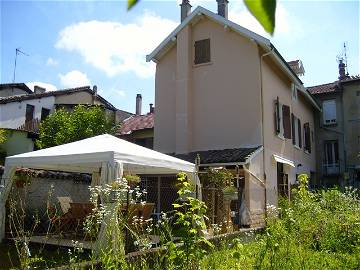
201 175 360 270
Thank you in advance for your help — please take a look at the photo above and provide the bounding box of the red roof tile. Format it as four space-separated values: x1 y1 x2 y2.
307 82 339 95
116 113 154 135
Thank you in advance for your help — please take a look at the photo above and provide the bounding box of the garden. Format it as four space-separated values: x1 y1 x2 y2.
1 173 360 269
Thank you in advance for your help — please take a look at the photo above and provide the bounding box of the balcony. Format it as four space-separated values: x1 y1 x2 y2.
17 118 40 134
323 163 340 176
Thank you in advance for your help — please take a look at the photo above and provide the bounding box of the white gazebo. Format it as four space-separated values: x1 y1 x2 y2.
0 134 200 241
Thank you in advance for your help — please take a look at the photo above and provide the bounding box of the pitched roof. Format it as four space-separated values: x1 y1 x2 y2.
146 6 320 111
116 113 154 136
173 146 262 165
0 83 33 94
287 60 305 76
307 82 339 95
0 86 117 110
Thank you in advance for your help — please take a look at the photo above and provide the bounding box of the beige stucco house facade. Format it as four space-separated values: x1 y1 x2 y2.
147 2 319 227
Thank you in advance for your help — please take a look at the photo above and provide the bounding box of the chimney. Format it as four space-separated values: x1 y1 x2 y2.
136 94 142 115
149 103 154 114
180 0 192 22
93 85 98 95
217 0 229 19
34 85 46 94
338 59 347 80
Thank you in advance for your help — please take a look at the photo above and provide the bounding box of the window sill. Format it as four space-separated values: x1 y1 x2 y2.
323 122 337 126
193 61 213 68
304 150 311 155
277 134 285 140
294 145 301 150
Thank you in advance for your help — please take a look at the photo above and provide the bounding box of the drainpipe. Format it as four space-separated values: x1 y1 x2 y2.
259 46 274 220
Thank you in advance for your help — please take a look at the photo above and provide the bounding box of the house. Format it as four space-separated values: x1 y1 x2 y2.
308 62 360 188
116 94 155 149
147 1 319 227
0 84 132 161
0 83 33 98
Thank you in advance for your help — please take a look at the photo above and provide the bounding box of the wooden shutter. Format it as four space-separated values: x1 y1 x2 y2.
282 105 291 139
291 114 295 145
298 118 302 148
304 123 311 153
25 104 34 122
275 97 280 134
194 39 210 65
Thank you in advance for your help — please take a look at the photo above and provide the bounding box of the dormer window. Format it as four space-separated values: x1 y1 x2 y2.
291 83 298 101
194 38 210 65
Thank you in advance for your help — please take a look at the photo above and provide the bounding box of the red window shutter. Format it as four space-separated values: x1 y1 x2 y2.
282 105 291 139
298 119 302 148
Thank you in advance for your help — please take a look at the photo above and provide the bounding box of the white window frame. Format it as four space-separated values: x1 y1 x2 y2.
322 99 337 125
277 103 284 139
293 115 301 148
291 83 298 101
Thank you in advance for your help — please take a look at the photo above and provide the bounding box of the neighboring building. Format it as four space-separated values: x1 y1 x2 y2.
0 84 132 133
116 94 155 149
0 84 132 159
147 2 320 227
308 62 360 188
0 83 33 98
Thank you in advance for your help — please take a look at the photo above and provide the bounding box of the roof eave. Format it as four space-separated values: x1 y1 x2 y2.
146 6 270 63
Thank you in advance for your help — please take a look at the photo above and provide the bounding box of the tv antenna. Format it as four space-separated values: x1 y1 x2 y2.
336 42 349 76
12 48 29 83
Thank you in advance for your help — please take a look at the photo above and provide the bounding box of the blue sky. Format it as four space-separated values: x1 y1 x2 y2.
1 0 359 113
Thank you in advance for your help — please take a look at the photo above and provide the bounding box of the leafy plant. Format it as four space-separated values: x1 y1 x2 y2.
36 105 116 149
200 167 234 189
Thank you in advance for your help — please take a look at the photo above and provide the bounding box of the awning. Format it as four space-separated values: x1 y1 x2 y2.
273 154 295 167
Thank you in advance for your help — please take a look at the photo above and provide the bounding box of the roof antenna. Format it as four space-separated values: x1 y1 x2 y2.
12 48 29 83
343 42 349 76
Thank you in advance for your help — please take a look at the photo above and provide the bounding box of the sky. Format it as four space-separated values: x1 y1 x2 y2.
1 0 359 114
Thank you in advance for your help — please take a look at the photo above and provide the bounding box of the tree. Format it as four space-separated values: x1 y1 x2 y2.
36 105 116 149
0 129 7 145
127 0 276 35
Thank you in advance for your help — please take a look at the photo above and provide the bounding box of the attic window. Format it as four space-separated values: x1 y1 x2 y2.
194 38 210 65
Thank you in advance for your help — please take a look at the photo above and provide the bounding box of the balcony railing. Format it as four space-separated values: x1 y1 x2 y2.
17 118 40 134
323 163 340 176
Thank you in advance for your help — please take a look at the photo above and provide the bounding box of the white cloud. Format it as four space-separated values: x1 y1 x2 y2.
59 70 91 88
55 12 177 78
26 82 57 92
116 90 126 97
46 57 58 66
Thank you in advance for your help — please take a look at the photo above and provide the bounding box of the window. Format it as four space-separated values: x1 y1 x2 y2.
41 108 50 121
303 122 311 153
277 162 289 198
194 38 210 65
25 104 35 123
291 83 298 101
292 114 301 148
324 140 339 165
274 97 291 139
322 100 336 125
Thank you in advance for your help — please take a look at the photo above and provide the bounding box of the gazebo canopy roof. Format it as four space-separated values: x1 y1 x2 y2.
4 134 195 174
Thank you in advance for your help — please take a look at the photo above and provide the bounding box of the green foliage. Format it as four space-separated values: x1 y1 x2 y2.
166 172 213 269
202 174 360 269
36 105 115 149
127 0 139 10
244 0 276 35
0 128 8 144
200 167 234 189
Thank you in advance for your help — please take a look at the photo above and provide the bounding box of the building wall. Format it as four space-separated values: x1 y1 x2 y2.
154 18 262 154
154 46 177 153
0 96 55 129
0 130 34 158
342 81 360 183
54 91 96 105
262 57 316 206
0 87 30 98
